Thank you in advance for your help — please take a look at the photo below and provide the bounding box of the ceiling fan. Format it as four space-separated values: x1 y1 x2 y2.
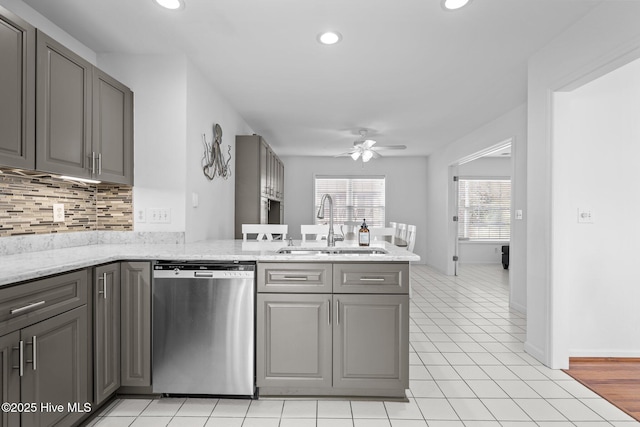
336 129 407 162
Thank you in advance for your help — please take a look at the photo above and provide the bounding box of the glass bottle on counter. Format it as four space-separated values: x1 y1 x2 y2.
358 219 370 246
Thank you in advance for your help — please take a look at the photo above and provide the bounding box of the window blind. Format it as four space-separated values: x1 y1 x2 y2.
458 178 511 240
314 176 385 227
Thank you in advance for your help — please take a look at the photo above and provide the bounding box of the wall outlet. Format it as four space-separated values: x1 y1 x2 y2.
137 209 146 223
53 203 65 222
515 209 523 220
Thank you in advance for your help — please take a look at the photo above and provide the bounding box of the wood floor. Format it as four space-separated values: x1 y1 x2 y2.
563 358 640 422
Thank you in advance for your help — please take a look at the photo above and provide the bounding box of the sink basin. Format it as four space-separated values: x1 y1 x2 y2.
277 247 388 255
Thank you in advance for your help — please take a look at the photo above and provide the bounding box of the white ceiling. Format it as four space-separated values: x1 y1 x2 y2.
23 0 603 157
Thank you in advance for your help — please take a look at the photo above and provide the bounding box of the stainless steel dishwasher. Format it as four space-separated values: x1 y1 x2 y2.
152 261 255 396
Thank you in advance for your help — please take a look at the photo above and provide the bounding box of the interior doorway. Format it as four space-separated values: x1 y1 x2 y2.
449 140 513 277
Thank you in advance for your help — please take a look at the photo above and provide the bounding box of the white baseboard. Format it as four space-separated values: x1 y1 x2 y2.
569 349 640 358
524 340 547 365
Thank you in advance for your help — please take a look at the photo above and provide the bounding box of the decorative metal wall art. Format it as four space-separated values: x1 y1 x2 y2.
202 123 231 180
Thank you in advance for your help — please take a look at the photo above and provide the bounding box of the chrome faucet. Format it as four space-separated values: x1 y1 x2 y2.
316 194 342 246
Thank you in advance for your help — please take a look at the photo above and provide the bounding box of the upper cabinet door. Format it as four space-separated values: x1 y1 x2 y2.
93 69 133 185
36 30 92 179
0 7 35 169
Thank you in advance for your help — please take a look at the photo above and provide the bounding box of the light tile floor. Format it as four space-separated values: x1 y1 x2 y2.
87 264 639 427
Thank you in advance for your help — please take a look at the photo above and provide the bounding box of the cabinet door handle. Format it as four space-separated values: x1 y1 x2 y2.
98 272 108 299
98 153 102 175
359 277 386 282
26 336 37 371
327 299 331 325
91 151 96 174
12 341 24 377
336 299 340 325
10 300 46 315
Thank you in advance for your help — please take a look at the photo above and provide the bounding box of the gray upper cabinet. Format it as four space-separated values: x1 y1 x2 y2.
93 69 133 185
36 30 133 184
0 6 35 170
120 262 151 388
36 30 92 179
94 263 121 406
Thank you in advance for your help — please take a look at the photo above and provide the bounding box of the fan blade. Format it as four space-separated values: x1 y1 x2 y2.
371 150 382 159
334 151 356 157
362 139 377 149
372 145 406 150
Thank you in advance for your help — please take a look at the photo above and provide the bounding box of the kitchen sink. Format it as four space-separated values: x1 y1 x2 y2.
277 247 388 255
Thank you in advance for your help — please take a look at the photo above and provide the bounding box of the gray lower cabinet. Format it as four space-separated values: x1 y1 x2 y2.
20 306 89 427
0 331 20 427
94 263 121 406
256 261 409 397
120 262 151 388
0 269 90 427
333 294 409 390
0 6 35 169
256 294 332 389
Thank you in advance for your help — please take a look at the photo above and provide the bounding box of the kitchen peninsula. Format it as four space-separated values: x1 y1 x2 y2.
0 236 419 425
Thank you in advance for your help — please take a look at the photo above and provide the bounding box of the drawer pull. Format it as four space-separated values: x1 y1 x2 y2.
359 277 386 282
10 300 46 315
281 276 309 281
194 272 213 278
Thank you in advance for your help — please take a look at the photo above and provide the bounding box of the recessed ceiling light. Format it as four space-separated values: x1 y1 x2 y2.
442 0 471 11
318 31 342 45
153 0 184 10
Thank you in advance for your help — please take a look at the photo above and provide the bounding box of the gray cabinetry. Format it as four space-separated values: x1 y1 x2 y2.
36 30 133 184
120 262 151 388
92 69 133 185
256 261 409 397
257 294 332 389
36 30 92 179
0 269 90 427
0 6 35 169
235 135 284 238
94 263 120 405
0 331 20 427
333 294 408 390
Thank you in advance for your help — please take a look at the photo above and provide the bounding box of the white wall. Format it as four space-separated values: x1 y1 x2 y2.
282 155 428 263
527 1 640 367
185 61 253 242
98 54 188 233
553 58 640 359
458 157 511 265
425 105 527 313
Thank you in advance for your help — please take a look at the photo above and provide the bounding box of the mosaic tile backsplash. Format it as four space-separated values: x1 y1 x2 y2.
0 170 133 237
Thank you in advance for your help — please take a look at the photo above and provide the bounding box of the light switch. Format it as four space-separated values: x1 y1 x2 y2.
137 209 146 223
192 192 199 208
515 210 523 220
577 208 593 223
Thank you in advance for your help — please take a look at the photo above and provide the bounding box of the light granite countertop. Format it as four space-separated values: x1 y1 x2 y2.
0 239 420 287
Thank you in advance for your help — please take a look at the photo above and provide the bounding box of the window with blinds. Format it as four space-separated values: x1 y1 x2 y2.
314 176 385 227
458 178 511 241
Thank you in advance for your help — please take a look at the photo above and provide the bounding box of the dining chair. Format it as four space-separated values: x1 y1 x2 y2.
368 227 397 244
405 224 417 252
242 224 288 241
301 224 329 243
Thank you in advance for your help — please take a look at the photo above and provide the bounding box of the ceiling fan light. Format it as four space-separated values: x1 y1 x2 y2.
153 0 184 10
362 149 374 162
442 0 471 10
351 151 361 161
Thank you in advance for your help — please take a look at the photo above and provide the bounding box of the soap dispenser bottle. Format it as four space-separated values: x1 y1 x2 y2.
358 219 370 247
